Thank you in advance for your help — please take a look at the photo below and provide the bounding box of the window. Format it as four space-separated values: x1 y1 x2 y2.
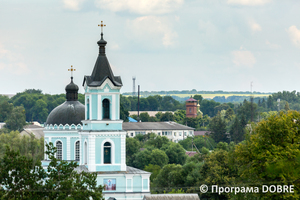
184 132 187 136
135 131 146 135
56 141 62 160
131 132 134 136
102 99 110 119
87 99 90 120
179 132 182 136
158 132 161 136
174 132 177 136
189 108 192 113
75 141 80 161
84 142 87 164
162 131 171 136
189 131 193 136
104 142 111 164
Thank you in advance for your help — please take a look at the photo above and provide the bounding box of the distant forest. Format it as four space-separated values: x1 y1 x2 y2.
123 89 272 96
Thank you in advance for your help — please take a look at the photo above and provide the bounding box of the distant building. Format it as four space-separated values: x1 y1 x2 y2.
129 111 174 117
185 97 200 118
20 123 44 139
123 121 194 142
194 131 211 136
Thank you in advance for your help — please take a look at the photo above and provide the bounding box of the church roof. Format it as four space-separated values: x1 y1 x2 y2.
96 166 150 174
83 33 122 87
46 77 85 126
186 97 197 102
123 121 194 131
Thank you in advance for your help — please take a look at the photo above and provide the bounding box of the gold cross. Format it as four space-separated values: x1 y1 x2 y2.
98 21 106 33
68 65 76 77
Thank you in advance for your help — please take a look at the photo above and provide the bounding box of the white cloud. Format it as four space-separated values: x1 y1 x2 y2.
287 25 300 47
249 20 262 32
63 0 86 11
227 0 271 6
128 16 178 47
232 50 256 67
0 44 29 74
95 0 184 15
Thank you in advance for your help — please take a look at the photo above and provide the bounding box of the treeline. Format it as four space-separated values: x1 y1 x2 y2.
123 89 271 96
127 111 300 199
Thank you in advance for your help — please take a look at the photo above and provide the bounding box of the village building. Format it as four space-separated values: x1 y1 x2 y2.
123 121 194 143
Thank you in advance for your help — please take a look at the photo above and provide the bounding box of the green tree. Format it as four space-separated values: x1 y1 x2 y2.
164 143 187 165
235 111 300 199
154 164 184 192
31 99 48 123
0 101 13 122
5 106 26 131
209 113 228 143
0 143 104 199
126 137 141 165
144 164 161 183
160 112 174 121
140 112 150 122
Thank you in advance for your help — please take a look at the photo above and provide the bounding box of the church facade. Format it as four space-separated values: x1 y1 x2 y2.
43 26 150 200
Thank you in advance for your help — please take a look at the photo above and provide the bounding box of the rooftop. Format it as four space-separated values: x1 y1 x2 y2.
123 121 194 131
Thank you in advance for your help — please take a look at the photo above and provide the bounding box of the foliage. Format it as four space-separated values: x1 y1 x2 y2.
0 142 104 199
235 111 300 199
4 106 26 131
144 164 161 183
132 148 169 169
154 164 184 193
163 143 187 165
209 113 228 143
0 131 44 164
126 137 141 166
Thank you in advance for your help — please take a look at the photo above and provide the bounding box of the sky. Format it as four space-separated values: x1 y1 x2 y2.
1 0 300 95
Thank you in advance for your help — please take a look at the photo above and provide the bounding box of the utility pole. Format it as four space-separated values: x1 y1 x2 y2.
137 85 140 122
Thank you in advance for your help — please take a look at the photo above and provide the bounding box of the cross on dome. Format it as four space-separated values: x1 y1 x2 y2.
98 21 106 34
68 65 76 79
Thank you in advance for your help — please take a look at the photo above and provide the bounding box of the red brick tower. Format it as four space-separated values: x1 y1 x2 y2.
186 97 198 118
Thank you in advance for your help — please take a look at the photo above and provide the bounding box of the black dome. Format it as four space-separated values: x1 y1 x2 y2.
45 101 85 126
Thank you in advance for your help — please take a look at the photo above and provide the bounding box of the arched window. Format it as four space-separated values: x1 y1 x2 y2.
84 142 87 164
102 99 110 119
75 141 80 161
56 141 62 160
87 99 90 120
104 142 111 164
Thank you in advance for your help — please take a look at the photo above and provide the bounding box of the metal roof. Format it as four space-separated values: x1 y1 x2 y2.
122 121 194 131
83 34 122 87
96 166 151 174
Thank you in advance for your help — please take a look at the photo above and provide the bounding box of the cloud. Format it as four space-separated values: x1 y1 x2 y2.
287 25 300 47
227 0 271 6
63 0 86 11
249 20 262 32
95 0 184 15
0 44 29 74
128 16 178 47
232 50 256 67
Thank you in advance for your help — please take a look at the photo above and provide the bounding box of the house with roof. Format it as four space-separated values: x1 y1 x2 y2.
123 121 194 143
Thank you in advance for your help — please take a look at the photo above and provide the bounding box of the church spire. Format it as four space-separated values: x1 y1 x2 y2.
66 65 79 101
83 21 122 87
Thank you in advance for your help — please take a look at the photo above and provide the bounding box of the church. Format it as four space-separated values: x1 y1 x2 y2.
42 22 151 200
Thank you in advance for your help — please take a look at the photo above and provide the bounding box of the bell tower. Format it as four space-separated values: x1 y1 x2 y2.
80 21 126 172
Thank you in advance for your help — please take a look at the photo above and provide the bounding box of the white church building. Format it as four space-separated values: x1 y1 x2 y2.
43 27 151 200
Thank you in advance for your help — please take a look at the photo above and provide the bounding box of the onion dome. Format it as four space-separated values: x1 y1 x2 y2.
46 77 84 126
